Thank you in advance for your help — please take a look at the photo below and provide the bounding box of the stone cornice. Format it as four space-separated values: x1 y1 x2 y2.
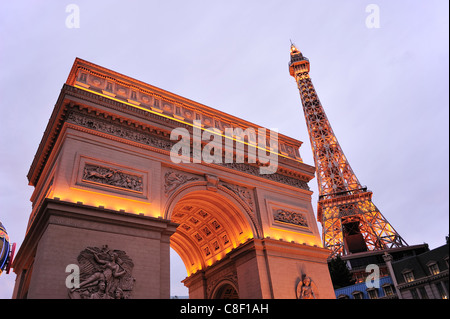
27 86 70 187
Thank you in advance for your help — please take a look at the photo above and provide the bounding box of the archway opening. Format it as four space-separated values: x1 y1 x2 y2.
168 189 254 297
170 248 189 298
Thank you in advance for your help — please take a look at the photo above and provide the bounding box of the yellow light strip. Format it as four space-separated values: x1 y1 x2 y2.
51 187 156 217
74 84 302 163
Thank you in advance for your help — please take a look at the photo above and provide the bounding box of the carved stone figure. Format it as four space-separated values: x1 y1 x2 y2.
296 274 319 299
114 287 125 299
90 280 112 299
68 245 135 299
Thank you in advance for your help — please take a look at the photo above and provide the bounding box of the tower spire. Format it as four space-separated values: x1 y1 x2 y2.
289 45 407 256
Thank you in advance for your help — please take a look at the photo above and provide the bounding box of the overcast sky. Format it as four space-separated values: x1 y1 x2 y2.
0 1 448 298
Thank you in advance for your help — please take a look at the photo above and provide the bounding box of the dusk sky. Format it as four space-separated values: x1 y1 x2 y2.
0 1 448 298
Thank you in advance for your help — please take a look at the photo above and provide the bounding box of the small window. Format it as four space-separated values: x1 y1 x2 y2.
367 288 378 299
382 284 395 297
403 271 414 283
352 291 364 299
428 263 440 275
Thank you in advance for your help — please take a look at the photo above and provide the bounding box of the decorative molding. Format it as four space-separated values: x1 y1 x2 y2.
164 171 199 196
205 174 219 192
218 182 262 238
221 182 254 211
219 163 310 191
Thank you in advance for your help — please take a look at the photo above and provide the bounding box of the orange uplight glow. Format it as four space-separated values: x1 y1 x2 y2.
51 187 158 218
264 228 322 247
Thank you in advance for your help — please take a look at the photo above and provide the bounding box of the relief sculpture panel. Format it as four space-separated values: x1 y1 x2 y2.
273 209 308 227
82 163 143 193
68 245 135 299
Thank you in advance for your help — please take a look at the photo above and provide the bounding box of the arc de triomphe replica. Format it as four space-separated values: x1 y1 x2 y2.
12 58 335 299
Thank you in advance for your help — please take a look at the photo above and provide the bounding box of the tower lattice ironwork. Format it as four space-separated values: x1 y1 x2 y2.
289 43 407 256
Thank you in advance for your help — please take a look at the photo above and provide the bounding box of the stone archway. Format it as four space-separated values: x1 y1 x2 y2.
211 282 239 299
165 183 256 281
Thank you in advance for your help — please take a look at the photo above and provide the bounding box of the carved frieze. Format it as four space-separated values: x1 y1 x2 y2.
82 164 143 192
273 209 308 227
66 111 174 151
219 163 310 191
68 245 135 299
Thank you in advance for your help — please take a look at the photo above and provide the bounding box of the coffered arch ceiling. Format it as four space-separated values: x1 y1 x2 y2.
168 190 254 276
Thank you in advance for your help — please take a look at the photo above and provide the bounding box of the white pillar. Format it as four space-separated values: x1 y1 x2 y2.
383 252 402 299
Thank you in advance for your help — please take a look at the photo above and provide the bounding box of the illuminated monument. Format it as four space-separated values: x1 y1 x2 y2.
288 43 408 257
12 58 335 298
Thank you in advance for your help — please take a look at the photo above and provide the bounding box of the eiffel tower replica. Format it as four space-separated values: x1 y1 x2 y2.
288 43 408 257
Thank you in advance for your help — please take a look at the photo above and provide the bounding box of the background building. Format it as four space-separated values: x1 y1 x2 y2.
333 238 449 299
387 239 449 299
335 276 396 299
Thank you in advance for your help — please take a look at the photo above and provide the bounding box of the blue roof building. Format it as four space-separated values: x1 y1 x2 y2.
334 276 397 299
